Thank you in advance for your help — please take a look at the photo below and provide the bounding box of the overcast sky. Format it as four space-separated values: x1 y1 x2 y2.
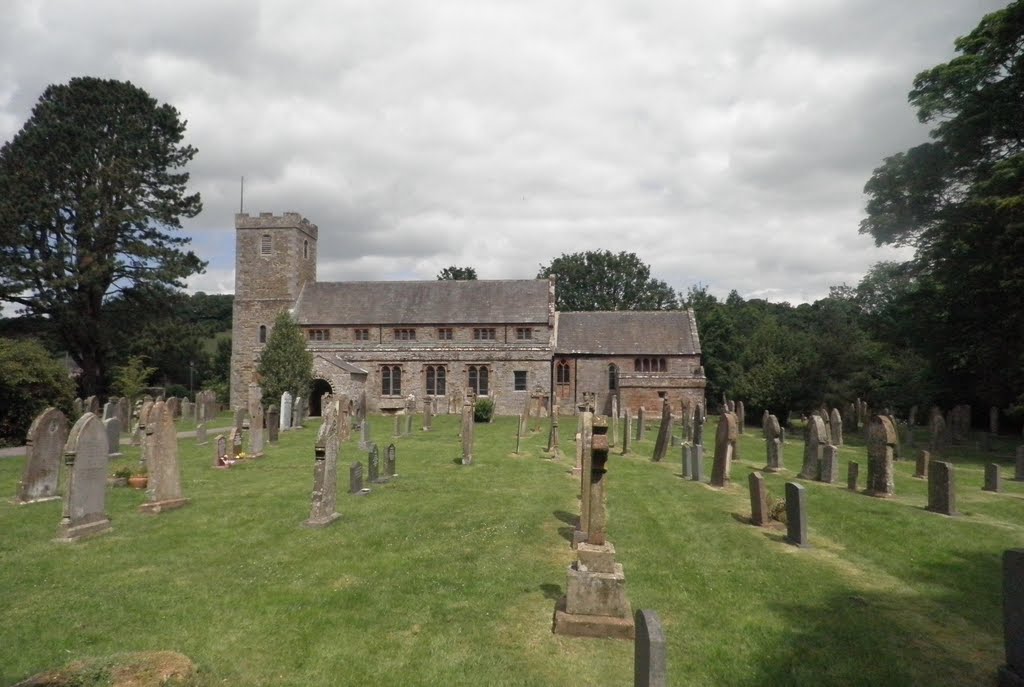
0 1 1007 304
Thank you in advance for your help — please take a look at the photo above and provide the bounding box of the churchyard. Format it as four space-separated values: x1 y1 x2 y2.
2 409 1023 686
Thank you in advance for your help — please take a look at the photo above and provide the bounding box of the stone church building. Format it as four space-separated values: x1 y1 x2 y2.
230 212 707 415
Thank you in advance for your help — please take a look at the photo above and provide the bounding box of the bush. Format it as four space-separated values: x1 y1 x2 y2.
768 496 787 524
0 338 75 446
474 398 495 423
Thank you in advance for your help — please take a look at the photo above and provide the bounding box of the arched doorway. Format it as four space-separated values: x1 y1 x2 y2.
310 379 333 417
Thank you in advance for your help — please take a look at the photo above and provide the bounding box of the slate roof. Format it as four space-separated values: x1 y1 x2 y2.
316 355 368 375
555 310 701 356
294 279 550 325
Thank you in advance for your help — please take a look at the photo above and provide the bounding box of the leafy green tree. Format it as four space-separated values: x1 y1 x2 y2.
436 266 478 280
110 355 157 406
538 250 677 311
0 338 75 445
860 2 1024 408
257 312 313 408
0 77 204 395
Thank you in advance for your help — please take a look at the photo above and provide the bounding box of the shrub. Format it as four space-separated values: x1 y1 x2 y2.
768 496 787 524
0 338 75 446
474 398 495 423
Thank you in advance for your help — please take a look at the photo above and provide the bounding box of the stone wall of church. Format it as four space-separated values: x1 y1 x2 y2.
564 354 706 416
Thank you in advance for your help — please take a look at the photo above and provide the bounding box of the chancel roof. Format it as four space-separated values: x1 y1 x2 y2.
294 279 550 325
555 310 701 356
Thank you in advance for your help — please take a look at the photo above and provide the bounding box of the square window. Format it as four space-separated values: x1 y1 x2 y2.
514 371 527 391
437 328 453 340
394 328 416 341
515 328 532 340
354 328 370 341
473 327 496 340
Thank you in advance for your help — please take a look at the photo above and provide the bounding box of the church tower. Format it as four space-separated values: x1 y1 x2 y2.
230 212 318 408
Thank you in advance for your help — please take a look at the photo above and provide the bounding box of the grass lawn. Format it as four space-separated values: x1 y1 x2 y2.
1 414 1022 686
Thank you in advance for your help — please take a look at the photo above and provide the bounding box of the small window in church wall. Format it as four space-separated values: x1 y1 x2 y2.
303 239 309 259
259 325 267 343
437 328 453 340
556 360 571 386
353 328 370 341
426 365 446 396
608 364 618 391
308 329 330 341
514 371 527 391
381 365 402 396
260 235 272 256
468 365 489 395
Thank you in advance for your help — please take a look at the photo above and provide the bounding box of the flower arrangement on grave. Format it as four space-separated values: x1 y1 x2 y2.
112 467 132 480
128 466 148 489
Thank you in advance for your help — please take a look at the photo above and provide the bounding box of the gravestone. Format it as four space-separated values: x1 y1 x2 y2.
234 406 246 432
180 399 193 421
710 413 739 487
268 405 280 443
762 409 770 438
991 406 1001 436
292 396 303 429
214 435 228 468
349 461 364 494
72 397 83 418
681 443 692 479
736 401 745 434
785 482 809 547
547 408 561 454
927 460 958 516
137 400 155 468
118 397 130 431
55 413 111 541
610 396 619 447
228 426 243 459
692 403 705 446
622 412 632 455
196 423 208 446
386 443 397 477
368 444 387 483
830 408 843 447
764 414 783 472
393 414 402 438
985 464 1002 493
423 398 433 431
84 395 100 415
405 405 414 435
637 406 646 442
461 400 474 465
689 444 704 482
519 400 530 439
280 392 293 432
819 445 838 484
634 609 667 687
1016 446 1024 481
798 415 827 480
103 400 117 421
515 413 523 455
847 461 859 491
250 403 265 458
103 417 122 457
555 414 635 639
914 450 930 479
16 407 69 504
304 411 340 527
575 413 594 546
359 418 371 451
573 432 583 477
749 472 768 526
139 401 189 513
866 415 897 497
999 549 1024 686
651 399 673 462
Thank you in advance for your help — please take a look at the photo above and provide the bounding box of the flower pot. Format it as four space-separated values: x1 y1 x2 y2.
128 476 148 490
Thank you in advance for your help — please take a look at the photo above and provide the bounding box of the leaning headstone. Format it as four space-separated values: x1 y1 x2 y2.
830 408 843 447
304 411 341 527
749 472 768 526
386 443 397 477
16 407 69 504
927 460 958 516
819 445 838 484
195 423 208 446
349 461 364 494
847 461 859 491
710 413 739 487
914 450 930 479
634 609 667 687
280 392 293 432
103 417 122 457
461 400 475 465
55 413 111 541
139 401 189 514
785 482 809 548
268 405 280 443
866 415 897 497
369 444 387 484
985 464 1002 493
799 415 827 480
102 400 117 421
610 396 619 447
999 549 1024 686
651 399 673 462
764 414 783 472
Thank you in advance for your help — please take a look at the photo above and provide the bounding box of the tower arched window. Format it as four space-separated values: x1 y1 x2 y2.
608 364 618 391
258 325 267 343
303 239 309 259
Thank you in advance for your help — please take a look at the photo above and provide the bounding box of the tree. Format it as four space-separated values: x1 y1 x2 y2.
437 266 478 280
537 250 678 311
0 77 204 395
110 355 156 406
0 338 75 445
860 2 1024 408
257 312 313 408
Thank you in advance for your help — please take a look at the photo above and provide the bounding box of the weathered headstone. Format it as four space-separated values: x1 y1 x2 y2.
102 400 117 421
689 444 704 482
681 443 692 479
847 461 859 491
866 415 897 497
292 396 303 429
651 399 673 462
461 400 474 465
359 418 371 451
819 445 838 484
16 407 69 504
55 413 111 541
637 406 646 441
985 463 1002 493
622 412 633 455
393 414 402 437
405 405 414 435
547 407 561 454
785 482 809 547
386 443 397 477
634 609 667 687
830 408 843 447
280 392 293 432
72 397 83 418
214 435 228 468
575 413 595 547
349 461 364 494
736 401 745 434
927 460 958 516
250 403 265 457
228 426 243 459
749 471 768 526
139 401 189 513
710 413 738 487
304 411 340 527
999 549 1024 686
573 431 584 477
798 415 827 480
84 395 100 415
764 414 783 472
692 403 705 446
423 397 433 431
914 450 930 479
368 444 386 483
234 406 246 432
991 406 1001 436
610 396 619 447
195 423 208 446
103 417 122 457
